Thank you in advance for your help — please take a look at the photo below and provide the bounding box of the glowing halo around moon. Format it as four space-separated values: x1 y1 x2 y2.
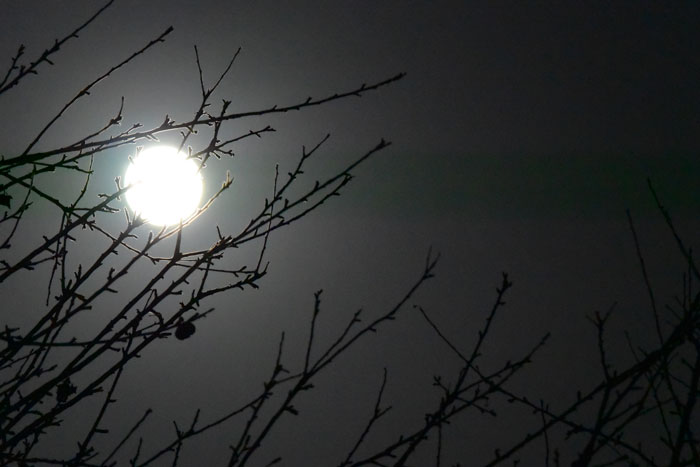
124 146 203 226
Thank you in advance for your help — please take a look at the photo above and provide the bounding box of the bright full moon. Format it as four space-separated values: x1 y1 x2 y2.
124 146 203 226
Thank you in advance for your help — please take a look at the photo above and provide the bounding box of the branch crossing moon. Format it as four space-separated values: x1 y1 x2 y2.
124 146 203 226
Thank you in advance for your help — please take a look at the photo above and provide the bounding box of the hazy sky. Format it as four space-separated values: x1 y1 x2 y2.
1 1 699 465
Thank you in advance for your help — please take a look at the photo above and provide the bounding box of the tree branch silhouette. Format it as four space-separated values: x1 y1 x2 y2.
1 3 698 466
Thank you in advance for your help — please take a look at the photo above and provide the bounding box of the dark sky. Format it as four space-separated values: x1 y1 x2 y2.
1 1 700 465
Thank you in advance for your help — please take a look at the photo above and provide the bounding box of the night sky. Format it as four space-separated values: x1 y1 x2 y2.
1 1 700 465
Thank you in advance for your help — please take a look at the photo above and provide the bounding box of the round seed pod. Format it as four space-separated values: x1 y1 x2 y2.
175 321 196 340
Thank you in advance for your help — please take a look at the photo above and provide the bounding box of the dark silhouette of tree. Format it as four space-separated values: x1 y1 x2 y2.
1 2 698 466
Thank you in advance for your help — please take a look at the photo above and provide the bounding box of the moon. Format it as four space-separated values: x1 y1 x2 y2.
124 146 203 226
